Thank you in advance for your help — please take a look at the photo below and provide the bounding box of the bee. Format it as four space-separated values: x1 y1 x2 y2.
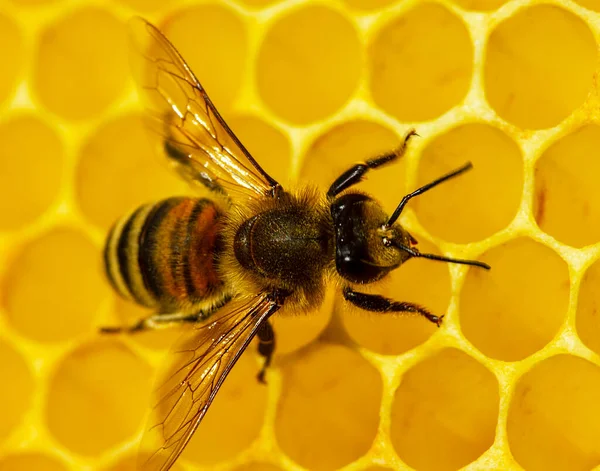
100 17 490 471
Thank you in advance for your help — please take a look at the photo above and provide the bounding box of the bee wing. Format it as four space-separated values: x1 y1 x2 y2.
129 17 281 200
138 294 282 471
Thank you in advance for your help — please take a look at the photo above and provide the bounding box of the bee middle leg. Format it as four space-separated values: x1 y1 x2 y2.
326 128 417 199
256 319 275 384
343 287 443 327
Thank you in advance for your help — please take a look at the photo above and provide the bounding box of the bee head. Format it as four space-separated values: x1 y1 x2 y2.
331 191 490 285
331 193 415 284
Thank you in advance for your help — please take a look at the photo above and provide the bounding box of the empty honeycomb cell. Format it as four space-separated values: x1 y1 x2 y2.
3 227 110 343
175 349 268 465
414 123 523 243
299 120 404 211
534 125 600 248
484 5 596 130
0 114 63 231
228 115 292 185
507 355 600 471
9 0 57 5
342 0 397 10
0 14 21 106
46 339 152 455
0 340 33 444
161 5 247 112
576 258 600 356
368 3 473 122
76 113 188 230
104 453 184 471
342 239 451 355
257 6 361 124
235 0 281 7
449 0 507 11
271 286 334 356
460 238 569 361
33 8 128 120
391 348 499 471
0 453 67 471
573 0 600 12
232 463 283 471
109 0 174 13
275 343 381 471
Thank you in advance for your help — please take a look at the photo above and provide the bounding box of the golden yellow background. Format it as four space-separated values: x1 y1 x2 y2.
0 0 600 470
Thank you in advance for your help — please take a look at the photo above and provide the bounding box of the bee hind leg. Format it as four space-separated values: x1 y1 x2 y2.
256 319 276 384
99 312 203 335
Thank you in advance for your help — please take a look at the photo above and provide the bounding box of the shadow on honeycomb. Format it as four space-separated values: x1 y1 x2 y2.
1 1 600 471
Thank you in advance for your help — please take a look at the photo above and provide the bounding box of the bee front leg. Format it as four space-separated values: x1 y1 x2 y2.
256 319 276 384
343 287 443 327
326 129 417 199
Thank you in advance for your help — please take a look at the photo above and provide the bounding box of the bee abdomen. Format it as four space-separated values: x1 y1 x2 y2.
104 197 224 310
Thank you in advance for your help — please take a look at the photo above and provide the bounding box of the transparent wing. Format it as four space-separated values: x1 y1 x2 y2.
138 294 281 471
129 17 280 200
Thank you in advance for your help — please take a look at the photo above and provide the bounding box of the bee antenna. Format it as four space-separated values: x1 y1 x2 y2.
385 162 473 227
392 241 490 270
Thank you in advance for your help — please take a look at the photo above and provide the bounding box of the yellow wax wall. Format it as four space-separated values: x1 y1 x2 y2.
0 0 600 470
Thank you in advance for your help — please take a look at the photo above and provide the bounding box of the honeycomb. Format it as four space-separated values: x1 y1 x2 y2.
2 0 600 470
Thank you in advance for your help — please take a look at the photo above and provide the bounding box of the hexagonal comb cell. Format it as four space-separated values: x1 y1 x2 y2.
507 355 600 470
257 6 361 124
0 114 63 231
33 8 128 120
450 0 507 11
0 453 67 471
0 14 21 106
232 463 284 471
0 341 33 445
342 239 450 355
460 238 569 361
275 343 382 470
368 3 473 122
577 259 600 356
3 228 110 343
104 453 185 471
76 114 187 230
46 339 152 455
484 5 596 129
534 125 600 248
391 348 499 471
228 115 292 185
414 123 523 243
161 6 247 113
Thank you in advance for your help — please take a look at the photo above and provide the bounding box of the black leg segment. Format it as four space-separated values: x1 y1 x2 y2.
343 287 443 327
327 129 417 199
256 319 276 384
99 311 202 334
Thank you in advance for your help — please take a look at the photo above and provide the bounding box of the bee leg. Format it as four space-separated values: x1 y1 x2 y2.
326 129 417 199
99 312 203 334
256 319 276 384
343 287 444 327
164 141 227 196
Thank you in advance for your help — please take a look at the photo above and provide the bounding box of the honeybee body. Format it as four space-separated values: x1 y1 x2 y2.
104 189 336 318
101 18 490 471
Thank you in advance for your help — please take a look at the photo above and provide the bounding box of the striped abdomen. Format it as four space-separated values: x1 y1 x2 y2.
104 197 224 312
